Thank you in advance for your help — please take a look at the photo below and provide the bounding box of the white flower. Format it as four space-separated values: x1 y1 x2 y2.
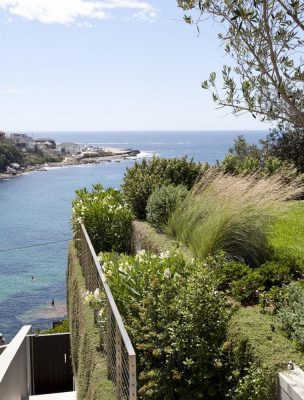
93 288 100 300
163 268 171 279
159 251 170 260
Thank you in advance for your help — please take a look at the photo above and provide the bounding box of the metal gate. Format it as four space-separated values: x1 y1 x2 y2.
30 333 73 395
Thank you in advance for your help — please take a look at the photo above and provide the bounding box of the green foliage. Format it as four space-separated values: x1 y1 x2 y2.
41 320 69 334
178 1 304 129
278 282 304 351
146 184 188 232
122 156 202 219
71 184 133 253
167 171 299 267
131 220 193 260
265 128 304 173
0 140 23 171
231 261 297 305
202 251 251 292
23 150 64 166
227 365 272 400
67 242 116 400
226 306 304 400
220 135 300 177
100 250 231 399
259 286 288 316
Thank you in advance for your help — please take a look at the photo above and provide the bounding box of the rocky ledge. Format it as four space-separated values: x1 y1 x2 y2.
0 148 141 180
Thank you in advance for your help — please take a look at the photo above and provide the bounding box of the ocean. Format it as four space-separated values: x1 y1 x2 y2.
0 131 266 339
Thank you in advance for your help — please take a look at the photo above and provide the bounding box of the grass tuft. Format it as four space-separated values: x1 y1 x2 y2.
167 171 303 267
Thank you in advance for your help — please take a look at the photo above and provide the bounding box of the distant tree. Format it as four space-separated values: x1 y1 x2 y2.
177 0 304 129
263 126 304 172
0 140 23 172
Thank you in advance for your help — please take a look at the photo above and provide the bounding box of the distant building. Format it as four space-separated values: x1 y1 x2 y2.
35 138 56 150
57 142 81 155
0 132 5 140
9 133 33 149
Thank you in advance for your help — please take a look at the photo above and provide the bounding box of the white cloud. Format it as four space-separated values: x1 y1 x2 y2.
0 89 27 94
0 0 157 24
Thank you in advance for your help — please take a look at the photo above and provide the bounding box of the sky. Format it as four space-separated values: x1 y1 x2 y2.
0 0 269 132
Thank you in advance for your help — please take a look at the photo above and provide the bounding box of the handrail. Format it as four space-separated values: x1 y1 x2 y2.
75 223 137 400
79 223 135 355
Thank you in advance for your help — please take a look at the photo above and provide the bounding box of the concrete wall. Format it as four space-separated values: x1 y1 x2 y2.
279 365 304 400
0 326 32 400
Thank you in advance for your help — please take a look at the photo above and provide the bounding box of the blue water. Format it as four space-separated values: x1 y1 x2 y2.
0 131 266 339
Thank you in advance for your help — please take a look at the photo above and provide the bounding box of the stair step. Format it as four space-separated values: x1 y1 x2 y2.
29 391 77 400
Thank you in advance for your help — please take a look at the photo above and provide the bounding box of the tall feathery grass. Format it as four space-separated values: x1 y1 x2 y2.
166 171 303 267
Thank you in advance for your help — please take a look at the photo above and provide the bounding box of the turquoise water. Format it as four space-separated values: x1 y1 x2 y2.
0 131 266 339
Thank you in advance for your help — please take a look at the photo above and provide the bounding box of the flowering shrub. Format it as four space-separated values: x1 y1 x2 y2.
99 250 231 399
71 184 133 253
83 288 106 324
83 288 103 309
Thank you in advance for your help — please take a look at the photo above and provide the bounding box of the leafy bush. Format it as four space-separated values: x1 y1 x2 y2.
231 261 294 305
71 184 133 253
122 156 202 219
99 250 231 399
227 365 272 400
167 171 302 267
146 184 188 232
0 139 23 171
265 127 304 173
41 320 69 334
259 286 288 315
23 150 64 165
278 282 304 350
202 251 251 292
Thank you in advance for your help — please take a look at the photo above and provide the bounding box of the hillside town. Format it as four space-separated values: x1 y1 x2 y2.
0 131 140 177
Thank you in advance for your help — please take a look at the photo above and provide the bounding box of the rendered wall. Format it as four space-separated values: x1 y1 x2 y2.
0 325 31 400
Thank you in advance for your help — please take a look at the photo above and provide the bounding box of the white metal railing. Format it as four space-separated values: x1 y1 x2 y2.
75 224 137 400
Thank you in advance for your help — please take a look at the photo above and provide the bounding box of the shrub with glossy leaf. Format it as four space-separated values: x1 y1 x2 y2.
71 184 133 253
146 184 188 232
122 156 202 219
99 250 231 399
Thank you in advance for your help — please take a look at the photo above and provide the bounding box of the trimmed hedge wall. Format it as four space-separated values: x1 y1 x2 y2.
227 306 304 396
131 220 193 259
67 242 116 400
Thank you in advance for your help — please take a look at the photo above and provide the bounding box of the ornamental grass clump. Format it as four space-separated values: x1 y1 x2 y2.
71 184 133 253
167 171 303 267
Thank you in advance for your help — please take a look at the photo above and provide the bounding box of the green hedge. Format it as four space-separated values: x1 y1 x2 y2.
131 220 193 259
227 306 304 398
67 242 116 400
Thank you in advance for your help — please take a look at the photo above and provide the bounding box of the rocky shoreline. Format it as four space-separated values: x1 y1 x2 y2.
0 147 141 180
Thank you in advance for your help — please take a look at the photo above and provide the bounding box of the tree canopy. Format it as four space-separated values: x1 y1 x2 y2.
178 0 304 129
0 140 23 172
